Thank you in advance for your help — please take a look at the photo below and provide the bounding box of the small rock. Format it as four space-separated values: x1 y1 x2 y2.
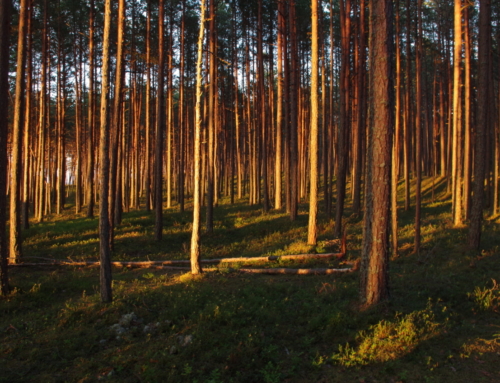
143 325 151 333
109 323 127 335
107 370 114 377
170 346 178 355
100 339 107 344
118 312 137 327
177 334 193 347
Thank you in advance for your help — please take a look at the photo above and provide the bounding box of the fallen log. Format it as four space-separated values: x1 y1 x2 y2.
237 267 355 275
11 252 345 268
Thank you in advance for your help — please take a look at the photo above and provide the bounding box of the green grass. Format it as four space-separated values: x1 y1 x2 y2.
1 177 500 382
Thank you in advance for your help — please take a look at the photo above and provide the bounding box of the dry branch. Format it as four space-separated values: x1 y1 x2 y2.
12 252 345 268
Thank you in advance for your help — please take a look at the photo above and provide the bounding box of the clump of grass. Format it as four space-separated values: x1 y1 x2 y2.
468 279 500 312
332 305 440 366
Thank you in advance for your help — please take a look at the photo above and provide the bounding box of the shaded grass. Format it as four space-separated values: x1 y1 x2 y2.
1 176 500 382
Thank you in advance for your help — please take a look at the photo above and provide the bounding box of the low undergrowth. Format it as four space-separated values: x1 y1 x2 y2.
2 177 500 382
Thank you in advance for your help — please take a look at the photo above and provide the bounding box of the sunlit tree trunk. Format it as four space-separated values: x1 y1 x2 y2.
99 0 113 303
190 0 206 275
9 0 28 263
0 0 10 295
360 0 393 307
334 0 351 237
21 2 32 228
206 0 216 232
155 0 165 241
392 0 401 257
145 2 151 212
452 0 463 226
307 0 319 245
109 0 125 249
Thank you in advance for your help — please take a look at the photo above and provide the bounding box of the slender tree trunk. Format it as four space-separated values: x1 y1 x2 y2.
307 0 319 245
0 0 10 295
414 0 422 254
275 0 285 210
108 0 125 249
9 0 28 263
145 3 151 212
155 0 165 241
463 6 471 219
352 0 366 214
403 0 411 211
86 0 95 219
468 0 491 249
190 0 206 275
206 0 216 232
452 0 463 226
392 0 401 257
21 2 32 228
334 0 351 237
99 0 113 303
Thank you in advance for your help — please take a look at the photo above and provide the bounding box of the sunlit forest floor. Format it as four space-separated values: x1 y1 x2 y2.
1 177 500 382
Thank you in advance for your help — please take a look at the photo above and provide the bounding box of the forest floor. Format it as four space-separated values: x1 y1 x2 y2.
1 177 500 382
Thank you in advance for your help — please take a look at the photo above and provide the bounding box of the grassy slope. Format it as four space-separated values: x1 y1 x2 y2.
1 177 500 383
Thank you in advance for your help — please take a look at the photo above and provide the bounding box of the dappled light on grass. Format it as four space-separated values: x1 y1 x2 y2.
333 305 441 367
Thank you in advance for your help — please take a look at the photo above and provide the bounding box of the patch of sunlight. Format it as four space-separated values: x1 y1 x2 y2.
460 334 500 358
176 272 206 284
332 306 440 367
115 231 143 240
54 238 99 248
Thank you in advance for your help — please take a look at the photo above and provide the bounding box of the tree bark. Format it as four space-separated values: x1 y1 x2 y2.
0 0 10 295
360 0 393 306
98 0 113 303
190 0 206 275
307 0 319 245
9 0 28 263
155 0 165 241
468 0 491 249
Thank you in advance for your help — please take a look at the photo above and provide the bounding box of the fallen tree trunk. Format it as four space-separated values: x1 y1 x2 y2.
13 252 345 267
238 267 354 275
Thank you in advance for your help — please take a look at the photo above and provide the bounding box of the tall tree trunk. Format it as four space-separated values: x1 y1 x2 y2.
99 0 113 303
352 0 366 214
403 0 411 211
0 0 10 295
452 0 463 226
463 6 472 219
307 0 319 245
206 0 216 233
108 0 125 248
334 0 351 237
275 0 285 210
21 2 32 228
414 0 422 254
360 0 393 307
155 0 165 241
190 0 206 275
9 0 28 263
145 2 151 212
86 0 95 219
392 0 401 257
468 0 491 249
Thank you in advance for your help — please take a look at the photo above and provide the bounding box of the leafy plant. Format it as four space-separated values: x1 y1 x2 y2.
468 279 500 312
332 306 440 366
